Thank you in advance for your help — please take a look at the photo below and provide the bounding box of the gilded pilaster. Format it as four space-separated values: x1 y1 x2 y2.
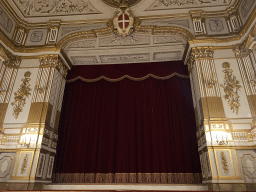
0 45 20 129
186 46 246 187
233 45 256 120
0 50 69 189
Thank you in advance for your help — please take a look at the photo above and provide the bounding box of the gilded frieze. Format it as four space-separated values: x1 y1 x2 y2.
221 62 241 114
13 0 101 17
11 71 32 119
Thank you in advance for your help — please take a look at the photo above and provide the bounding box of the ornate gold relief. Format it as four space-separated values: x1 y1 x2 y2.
220 151 229 174
34 84 46 94
186 47 213 72
0 44 21 68
206 79 216 89
233 44 250 57
21 154 28 174
221 62 241 114
11 71 32 119
40 55 68 76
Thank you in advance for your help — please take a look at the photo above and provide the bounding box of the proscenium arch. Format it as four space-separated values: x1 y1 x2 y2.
57 25 195 50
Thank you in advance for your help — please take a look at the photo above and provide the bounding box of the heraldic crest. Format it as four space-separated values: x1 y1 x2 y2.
113 0 135 37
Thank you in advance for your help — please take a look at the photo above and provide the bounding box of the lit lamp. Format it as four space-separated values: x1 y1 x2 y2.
21 135 31 148
215 131 228 145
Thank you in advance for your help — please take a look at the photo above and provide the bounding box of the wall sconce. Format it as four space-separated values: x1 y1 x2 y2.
21 135 31 148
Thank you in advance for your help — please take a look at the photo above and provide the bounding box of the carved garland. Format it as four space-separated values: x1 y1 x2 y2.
21 154 29 174
220 151 229 174
221 62 241 114
11 71 32 119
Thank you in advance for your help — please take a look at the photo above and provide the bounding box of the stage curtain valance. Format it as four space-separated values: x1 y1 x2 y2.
66 61 189 82
53 61 202 184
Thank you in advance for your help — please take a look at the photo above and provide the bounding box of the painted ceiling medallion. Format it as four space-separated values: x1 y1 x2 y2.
102 0 142 8
113 4 134 37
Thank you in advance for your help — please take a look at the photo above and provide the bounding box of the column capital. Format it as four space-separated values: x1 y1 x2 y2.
186 47 214 72
0 44 21 68
39 55 68 77
232 44 251 57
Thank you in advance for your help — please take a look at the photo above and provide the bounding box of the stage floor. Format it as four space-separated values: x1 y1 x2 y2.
44 183 208 191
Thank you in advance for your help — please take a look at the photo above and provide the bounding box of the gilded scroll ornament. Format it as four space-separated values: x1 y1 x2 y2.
11 71 32 119
221 62 241 114
21 154 28 174
220 151 229 174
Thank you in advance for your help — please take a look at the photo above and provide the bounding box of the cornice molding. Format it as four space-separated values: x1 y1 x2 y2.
0 0 241 29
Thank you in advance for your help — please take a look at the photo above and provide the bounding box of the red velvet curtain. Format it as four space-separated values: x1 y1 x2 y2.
53 61 201 184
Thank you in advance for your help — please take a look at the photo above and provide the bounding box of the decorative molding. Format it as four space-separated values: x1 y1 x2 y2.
99 53 150 64
99 34 150 47
11 71 32 119
220 151 229 174
21 153 28 174
153 51 181 61
66 39 96 49
71 56 98 65
146 0 231 11
13 0 101 17
221 62 241 114
142 19 190 29
60 24 107 37
0 7 13 33
240 0 255 18
153 36 181 44
0 153 15 181
241 154 256 179
38 156 44 175
30 31 44 42
47 156 54 178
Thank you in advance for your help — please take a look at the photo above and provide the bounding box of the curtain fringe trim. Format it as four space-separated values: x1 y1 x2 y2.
66 73 190 83
52 173 202 184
